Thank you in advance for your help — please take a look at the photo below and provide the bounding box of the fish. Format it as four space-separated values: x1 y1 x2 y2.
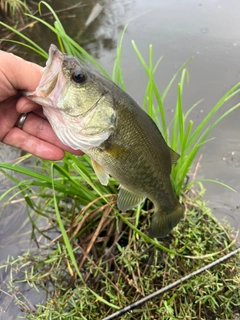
25 44 183 238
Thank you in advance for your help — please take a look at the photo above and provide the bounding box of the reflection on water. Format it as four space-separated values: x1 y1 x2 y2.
1 0 240 318
1 0 134 64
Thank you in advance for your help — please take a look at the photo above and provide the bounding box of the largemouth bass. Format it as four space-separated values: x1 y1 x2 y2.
25 44 183 238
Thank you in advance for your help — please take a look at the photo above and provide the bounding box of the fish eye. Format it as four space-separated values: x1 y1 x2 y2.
72 70 86 83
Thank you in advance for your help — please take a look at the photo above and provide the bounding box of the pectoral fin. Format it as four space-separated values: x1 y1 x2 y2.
117 186 145 211
91 159 109 185
169 147 180 165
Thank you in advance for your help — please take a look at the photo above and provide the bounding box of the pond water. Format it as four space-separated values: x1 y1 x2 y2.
0 0 240 318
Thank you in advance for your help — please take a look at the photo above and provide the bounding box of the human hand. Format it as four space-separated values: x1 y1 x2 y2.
0 50 83 160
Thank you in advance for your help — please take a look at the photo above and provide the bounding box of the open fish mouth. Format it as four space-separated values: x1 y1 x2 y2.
24 44 117 151
39 45 63 96
24 44 64 106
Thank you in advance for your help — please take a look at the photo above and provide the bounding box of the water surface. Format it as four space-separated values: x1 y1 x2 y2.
0 0 240 318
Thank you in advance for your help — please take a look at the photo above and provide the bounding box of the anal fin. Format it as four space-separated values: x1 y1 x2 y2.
117 186 145 211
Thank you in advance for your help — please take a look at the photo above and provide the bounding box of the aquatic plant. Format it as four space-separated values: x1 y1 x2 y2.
0 2 239 319
1 3 239 196
0 0 30 21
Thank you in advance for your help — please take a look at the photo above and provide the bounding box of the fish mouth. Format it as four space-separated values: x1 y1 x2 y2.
24 44 64 106
40 44 63 96
25 44 104 118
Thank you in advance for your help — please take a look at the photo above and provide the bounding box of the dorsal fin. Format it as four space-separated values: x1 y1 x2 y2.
169 147 180 165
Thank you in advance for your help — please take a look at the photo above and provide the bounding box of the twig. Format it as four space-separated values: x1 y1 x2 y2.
192 154 202 181
78 203 113 269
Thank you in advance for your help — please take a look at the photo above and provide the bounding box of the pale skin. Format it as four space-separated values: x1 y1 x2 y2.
0 50 83 160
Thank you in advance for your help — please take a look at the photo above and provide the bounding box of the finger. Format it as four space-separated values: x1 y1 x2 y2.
0 50 43 92
3 127 65 160
17 98 47 120
0 95 21 140
0 95 45 141
22 113 83 155
16 96 42 114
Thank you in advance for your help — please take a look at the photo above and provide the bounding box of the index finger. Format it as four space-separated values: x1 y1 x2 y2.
0 50 43 92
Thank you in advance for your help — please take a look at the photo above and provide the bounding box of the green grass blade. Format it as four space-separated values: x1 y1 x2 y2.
186 84 240 150
22 12 110 77
0 39 47 58
184 99 204 121
161 57 192 103
112 24 127 90
131 40 167 137
0 21 47 57
171 69 189 152
38 1 65 52
186 179 236 192
196 102 240 148
148 44 153 118
51 164 119 310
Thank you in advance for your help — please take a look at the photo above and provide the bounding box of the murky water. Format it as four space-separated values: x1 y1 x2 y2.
0 0 240 318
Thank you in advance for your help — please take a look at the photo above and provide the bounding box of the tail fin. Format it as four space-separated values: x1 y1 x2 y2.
148 204 183 238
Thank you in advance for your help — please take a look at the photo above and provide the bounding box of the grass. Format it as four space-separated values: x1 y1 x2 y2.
1 196 239 319
0 0 30 22
1 1 240 194
0 1 240 319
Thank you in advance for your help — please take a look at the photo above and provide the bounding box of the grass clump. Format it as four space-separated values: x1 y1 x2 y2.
0 2 240 319
1 197 239 319
0 0 30 22
1 1 240 195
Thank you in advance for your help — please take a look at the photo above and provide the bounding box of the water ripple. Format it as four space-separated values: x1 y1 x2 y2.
223 150 240 168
